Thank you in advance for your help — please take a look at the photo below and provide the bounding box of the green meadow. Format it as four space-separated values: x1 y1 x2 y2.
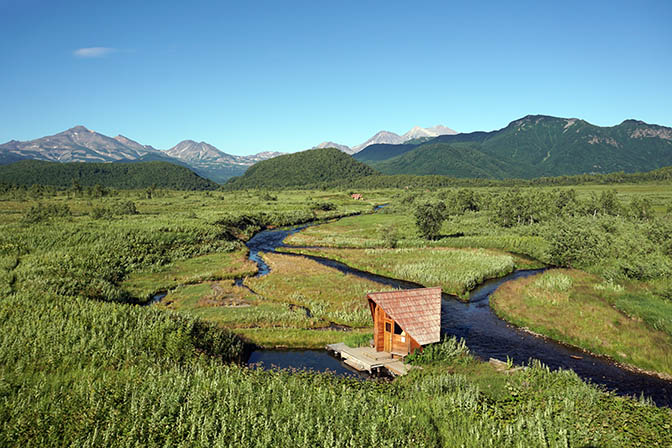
283 246 516 298
492 269 672 376
1 183 671 446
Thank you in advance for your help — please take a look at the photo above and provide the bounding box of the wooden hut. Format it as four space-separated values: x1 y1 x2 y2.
367 288 441 357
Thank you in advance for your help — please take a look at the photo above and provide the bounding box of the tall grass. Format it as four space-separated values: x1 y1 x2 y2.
406 336 470 365
285 247 514 297
1 191 671 447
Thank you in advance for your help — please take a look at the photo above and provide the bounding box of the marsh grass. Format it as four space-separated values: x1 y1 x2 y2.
492 269 672 375
158 251 389 348
245 253 394 327
285 210 550 263
234 328 373 349
159 281 316 329
284 247 514 298
343 332 373 348
122 249 258 302
406 336 470 365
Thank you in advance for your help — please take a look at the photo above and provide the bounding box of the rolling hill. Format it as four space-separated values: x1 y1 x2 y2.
0 160 219 190
226 147 377 189
361 115 672 178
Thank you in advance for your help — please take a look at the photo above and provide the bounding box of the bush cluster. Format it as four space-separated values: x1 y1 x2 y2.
22 202 72 223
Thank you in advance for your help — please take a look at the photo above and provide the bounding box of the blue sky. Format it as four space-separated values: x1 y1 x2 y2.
1 0 670 155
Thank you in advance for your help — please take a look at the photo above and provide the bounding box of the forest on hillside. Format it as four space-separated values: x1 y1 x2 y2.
0 160 219 190
226 147 377 188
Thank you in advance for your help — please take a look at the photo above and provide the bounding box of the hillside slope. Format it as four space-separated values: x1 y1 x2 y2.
226 147 377 188
0 160 219 190
367 116 672 178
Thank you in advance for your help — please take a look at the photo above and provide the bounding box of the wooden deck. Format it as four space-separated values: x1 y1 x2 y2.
326 343 412 376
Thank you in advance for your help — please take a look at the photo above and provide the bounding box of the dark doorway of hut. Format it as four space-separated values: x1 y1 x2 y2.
327 287 442 377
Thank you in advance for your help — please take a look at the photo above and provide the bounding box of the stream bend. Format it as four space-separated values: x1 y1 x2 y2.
244 224 672 407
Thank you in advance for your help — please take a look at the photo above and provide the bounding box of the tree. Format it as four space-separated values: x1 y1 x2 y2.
629 197 653 220
70 179 83 198
414 201 447 240
547 218 607 268
380 225 400 248
598 189 622 216
455 189 479 213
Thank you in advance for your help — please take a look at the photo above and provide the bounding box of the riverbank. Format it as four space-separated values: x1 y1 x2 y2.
491 269 672 378
137 213 672 405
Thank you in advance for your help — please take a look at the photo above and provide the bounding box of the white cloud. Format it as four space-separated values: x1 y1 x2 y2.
73 47 116 58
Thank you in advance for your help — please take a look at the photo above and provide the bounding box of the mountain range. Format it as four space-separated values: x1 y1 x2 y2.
354 115 672 178
2 115 671 185
0 126 283 183
313 125 457 154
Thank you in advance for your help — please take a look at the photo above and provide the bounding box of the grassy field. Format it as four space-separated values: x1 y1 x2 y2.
149 252 394 348
122 249 258 302
283 246 517 298
2 290 670 447
491 269 672 376
245 252 394 328
1 186 672 446
285 210 551 262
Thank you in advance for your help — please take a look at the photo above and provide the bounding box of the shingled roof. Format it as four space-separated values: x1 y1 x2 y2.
367 287 442 346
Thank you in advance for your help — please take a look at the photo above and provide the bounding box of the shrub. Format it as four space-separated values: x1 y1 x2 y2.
414 201 447 240
406 336 470 365
546 218 607 268
312 201 336 211
91 201 139 219
22 202 71 223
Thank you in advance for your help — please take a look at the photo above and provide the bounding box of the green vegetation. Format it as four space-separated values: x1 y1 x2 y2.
284 246 515 298
1 185 671 446
343 332 373 348
244 252 393 329
287 186 672 280
225 147 378 189
361 115 672 179
284 208 549 262
91 200 139 219
0 159 219 189
22 201 72 223
122 249 258 302
414 200 447 239
406 336 471 365
492 270 672 376
312 165 672 190
3 295 670 447
131 247 391 348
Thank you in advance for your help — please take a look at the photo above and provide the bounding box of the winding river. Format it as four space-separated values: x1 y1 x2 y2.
243 222 672 407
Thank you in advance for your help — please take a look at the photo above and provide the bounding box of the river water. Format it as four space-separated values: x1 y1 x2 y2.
243 222 672 407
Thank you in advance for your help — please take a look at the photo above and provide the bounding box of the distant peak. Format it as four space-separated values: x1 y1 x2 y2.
621 119 647 126
508 115 561 127
373 130 400 137
68 125 91 133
